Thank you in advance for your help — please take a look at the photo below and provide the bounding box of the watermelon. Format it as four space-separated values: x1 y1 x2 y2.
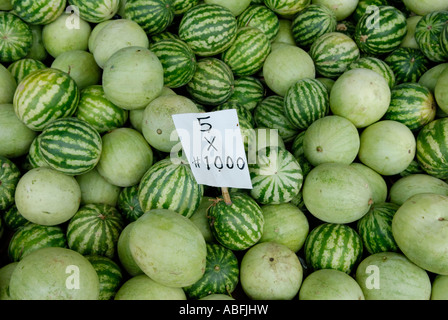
227 76 265 112
384 47 430 84
249 147 303 205
117 185 145 223
212 100 255 127
414 11 448 62
2 204 29 231
441 23 448 58
389 173 448 206
207 192 264 251
298 269 365 300
171 0 199 15
291 4 337 49
355 252 432 300
184 243 239 299
239 241 303 300
150 38 197 88
114 274 186 300
309 32 360 79
302 115 360 166
11 0 66 25
25 136 48 169
85 255 123 300
352 0 389 22
0 12 33 63
178 3 237 57
38 117 102 176
138 158 204 219
264 0 310 16
75 167 121 207
8 222 67 262
354 5 408 56
302 162 373 224
0 156 20 211
290 131 313 178
284 78 330 130
13 68 80 131
416 118 448 179
346 56 396 89
66 203 125 259
75 85 129 134
8 247 100 300
335 20 356 38
383 82 437 132
254 95 299 143
236 4 280 41
68 0 120 23
304 222 364 274
221 26 271 77
7 58 46 84
186 57 234 106
349 162 388 204
124 0 174 36
356 202 400 255
128 208 207 288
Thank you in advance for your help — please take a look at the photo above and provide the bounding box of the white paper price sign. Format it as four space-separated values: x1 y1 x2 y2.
172 109 253 189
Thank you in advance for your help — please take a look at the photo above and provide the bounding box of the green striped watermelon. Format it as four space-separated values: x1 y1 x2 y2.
249 147 303 205
2 205 29 231
399 159 424 177
384 47 430 84
25 136 48 169
335 20 356 38
178 3 237 57
0 156 20 211
441 23 448 57
11 0 66 25
284 78 330 130
85 255 123 300
0 12 33 63
227 76 265 112
383 82 437 132
138 158 204 219
221 26 271 77
415 11 448 62
68 0 120 23
7 58 46 84
352 0 388 22
38 117 102 176
212 101 255 127
75 85 129 134
264 0 310 16
304 223 364 274
8 222 67 261
253 95 299 143
117 184 145 223
356 202 400 255
346 56 396 89
149 30 179 43
184 243 239 299
207 192 264 251
291 4 337 49
66 203 125 259
416 118 448 179
171 0 199 15
150 38 197 88
354 5 407 56
236 5 280 41
309 32 360 79
124 0 174 36
290 131 313 178
186 57 234 106
13 68 80 131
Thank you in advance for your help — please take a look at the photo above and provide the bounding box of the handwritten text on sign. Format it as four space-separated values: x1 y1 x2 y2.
172 110 253 189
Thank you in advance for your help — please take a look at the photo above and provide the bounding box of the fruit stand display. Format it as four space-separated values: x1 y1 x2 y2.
1 0 448 302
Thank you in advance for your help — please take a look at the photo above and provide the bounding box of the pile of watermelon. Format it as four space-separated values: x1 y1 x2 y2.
1 0 448 301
